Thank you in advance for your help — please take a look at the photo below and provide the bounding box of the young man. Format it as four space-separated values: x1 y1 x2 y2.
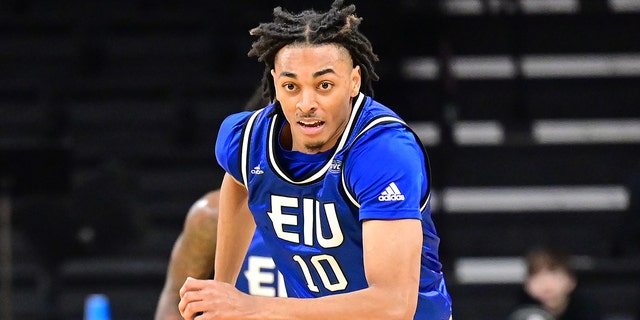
154 190 286 320
179 1 452 319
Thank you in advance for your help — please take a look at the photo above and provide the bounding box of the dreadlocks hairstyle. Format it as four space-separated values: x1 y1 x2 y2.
248 0 379 105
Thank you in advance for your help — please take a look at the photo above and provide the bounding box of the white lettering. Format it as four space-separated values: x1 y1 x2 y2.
244 256 277 296
293 255 320 292
244 255 287 297
277 271 287 297
316 202 343 248
378 194 406 201
294 254 349 292
303 198 314 246
268 195 344 248
311 254 348 291
267 195 300 243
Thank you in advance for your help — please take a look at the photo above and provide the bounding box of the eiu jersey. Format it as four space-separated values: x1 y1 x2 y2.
216 93 452 319
235 230 287 297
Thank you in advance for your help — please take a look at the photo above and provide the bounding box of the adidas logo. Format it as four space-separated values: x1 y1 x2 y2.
378 182 405 201
250 165 264 175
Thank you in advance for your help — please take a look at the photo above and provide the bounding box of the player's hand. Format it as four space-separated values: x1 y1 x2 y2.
178 277 255 320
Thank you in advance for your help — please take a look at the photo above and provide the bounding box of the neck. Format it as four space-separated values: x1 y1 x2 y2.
280 122 293 150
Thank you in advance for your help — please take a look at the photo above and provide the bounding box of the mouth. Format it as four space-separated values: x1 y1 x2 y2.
297 120 325 128
296 120 325 136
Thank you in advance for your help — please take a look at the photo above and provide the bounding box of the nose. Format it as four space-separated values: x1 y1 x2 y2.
296 90 317 113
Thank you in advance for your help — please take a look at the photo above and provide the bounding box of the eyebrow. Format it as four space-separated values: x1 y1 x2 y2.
278 68 336 79
313 68 336 78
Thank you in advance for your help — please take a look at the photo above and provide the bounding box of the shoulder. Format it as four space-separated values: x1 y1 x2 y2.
216 106 273 152
353 97 418 151
344 101 426 180
349 122 422 162
219 103 274 131
202 190 221 205
216 111 253 152
215 110 261 177
218 111 255 138
185 190 221 227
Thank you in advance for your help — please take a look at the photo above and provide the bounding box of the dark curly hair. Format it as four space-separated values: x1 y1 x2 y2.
248 0 379 104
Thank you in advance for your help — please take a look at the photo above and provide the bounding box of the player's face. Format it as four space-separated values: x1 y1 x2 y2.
271 43 361 154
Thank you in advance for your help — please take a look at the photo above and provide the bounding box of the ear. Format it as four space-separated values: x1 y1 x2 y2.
350 65 361 97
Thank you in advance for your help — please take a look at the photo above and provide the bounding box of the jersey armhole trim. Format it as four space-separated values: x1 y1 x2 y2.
340 116 405 209
240 109 264 189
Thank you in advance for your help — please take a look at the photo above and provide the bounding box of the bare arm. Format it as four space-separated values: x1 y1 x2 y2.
154 191 221 320
179 216 422 320
213 173 256 284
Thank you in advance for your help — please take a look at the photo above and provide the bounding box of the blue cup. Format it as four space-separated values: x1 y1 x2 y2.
84 294 111 320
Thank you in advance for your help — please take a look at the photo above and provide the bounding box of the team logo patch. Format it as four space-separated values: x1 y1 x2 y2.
328 159 342 174
378 182 405 201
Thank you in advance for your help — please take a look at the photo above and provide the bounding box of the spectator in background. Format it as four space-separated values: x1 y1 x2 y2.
508 246 602 320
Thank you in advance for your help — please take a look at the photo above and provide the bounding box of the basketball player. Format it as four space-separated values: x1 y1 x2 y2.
179 1 452 319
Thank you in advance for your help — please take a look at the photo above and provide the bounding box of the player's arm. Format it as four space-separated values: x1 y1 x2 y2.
154 191 220 320
264 218 422 319
179 218 421 320
213 173 256 285
255 218 422 319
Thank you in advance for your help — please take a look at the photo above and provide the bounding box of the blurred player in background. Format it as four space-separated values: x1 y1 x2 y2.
154 190 286 320
154 86 286 320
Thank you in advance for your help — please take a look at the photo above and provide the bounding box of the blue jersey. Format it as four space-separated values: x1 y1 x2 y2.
216 93 452 319
235 230 287 297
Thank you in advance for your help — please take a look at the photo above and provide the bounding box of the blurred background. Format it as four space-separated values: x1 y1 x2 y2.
1 0 640 319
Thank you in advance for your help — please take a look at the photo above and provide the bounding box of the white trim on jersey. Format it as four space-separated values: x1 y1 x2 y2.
341 115 407 209
421 193 431 212
240 108 265 189
267 93 366 185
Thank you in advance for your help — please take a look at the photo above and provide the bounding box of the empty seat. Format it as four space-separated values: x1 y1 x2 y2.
448 283 521 320
523 77 640 119
429 143 640 186
438 210 627 258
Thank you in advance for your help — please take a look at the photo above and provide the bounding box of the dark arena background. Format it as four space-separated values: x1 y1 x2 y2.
1 0 640 319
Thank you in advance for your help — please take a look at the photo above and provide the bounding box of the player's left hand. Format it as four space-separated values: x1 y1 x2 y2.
178 277 256 319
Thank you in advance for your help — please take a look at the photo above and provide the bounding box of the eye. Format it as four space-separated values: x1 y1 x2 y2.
318 81 333 90
283 83 297 91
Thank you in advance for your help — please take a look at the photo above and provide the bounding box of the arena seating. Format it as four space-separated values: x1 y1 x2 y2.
2 1 639 319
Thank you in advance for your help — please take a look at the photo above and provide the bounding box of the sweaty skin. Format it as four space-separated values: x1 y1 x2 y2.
154 191 220 320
